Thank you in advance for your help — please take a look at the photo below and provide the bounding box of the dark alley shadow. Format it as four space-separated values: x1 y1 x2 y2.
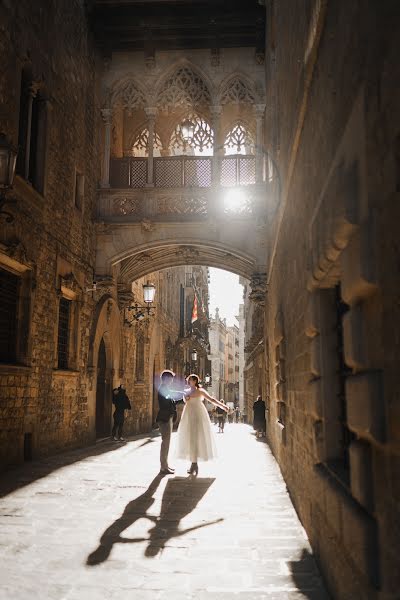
87 476 222 565
0 431 159 499
288 548 331 599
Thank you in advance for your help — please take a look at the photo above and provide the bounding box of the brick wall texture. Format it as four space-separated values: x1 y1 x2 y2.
263 2 400 599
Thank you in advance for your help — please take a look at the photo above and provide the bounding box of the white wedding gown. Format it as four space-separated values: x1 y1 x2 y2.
175 394 217 462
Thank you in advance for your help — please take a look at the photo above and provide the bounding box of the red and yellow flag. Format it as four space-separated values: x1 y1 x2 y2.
191 295 198 323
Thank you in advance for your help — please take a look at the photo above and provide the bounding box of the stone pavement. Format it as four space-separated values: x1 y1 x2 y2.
0 424 330 600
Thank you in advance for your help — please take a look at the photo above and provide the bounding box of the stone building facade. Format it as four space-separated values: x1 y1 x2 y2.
260 2 400 599
209 309 242 406
224 324 240 406
0 0 100 467
0 2 211 469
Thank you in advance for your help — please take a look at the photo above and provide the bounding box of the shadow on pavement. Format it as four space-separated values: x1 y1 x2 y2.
0 432 159 499
289 548 332 599
87 475 222 565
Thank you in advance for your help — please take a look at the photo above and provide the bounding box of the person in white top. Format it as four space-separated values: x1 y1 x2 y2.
175 374 228 475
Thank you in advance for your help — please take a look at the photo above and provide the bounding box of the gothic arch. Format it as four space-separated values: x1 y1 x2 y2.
222 119 256 154
87 295 123 438
218 72 262 105
153 60 215 110
127 122 163 156
113 239 257 284
110 76 148 110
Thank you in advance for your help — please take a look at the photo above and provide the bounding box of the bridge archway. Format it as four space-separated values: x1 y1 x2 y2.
96 220 269 285
114 240 258 285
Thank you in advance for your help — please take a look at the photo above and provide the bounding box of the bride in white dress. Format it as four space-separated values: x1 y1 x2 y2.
175 374 228 475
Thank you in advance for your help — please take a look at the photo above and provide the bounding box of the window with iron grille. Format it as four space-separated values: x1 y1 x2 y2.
57 297 71 369
16 69 47 193
0 269 20 363
334 284 354 475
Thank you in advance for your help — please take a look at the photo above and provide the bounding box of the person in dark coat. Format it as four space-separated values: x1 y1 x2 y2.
253 395 266 438
111 384 131 441
156 370 184 474
216 400 226 433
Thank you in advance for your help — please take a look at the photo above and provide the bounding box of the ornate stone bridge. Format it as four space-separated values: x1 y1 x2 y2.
95 158 277 299
94 59 279 299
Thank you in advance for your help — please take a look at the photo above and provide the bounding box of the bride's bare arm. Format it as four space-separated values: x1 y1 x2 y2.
200 389 227 410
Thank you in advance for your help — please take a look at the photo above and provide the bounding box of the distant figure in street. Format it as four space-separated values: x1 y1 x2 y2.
111 384 131 441
242 406 247 424
156 370 184 475
216 400 227 433
235 406 240 423
253 395 266 438
175 375 228 475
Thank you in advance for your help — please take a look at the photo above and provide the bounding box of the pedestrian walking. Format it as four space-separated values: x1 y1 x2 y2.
253 395 266 438
111 384 131 441
175 374 228 475
216 400 227 433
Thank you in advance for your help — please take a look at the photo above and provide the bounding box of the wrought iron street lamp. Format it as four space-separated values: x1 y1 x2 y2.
124 281 156 327
204 373 211 388
180 117 195 143
0 133 18 223
191 348 198 362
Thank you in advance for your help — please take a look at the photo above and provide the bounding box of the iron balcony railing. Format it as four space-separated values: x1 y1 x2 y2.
109 155 257 189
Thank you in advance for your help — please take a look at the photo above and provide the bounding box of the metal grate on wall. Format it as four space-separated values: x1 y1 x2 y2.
0 269 20 363
57 297 71 369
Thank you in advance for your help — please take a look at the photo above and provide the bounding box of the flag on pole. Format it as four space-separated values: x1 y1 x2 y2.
191 295 198 323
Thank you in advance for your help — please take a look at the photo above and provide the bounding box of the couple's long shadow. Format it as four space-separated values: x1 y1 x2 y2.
87 474 221 565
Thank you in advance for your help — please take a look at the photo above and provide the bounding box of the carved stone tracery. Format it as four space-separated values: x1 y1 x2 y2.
131 127 162 156
176 246 200 262
249 272 267 306
220 77 256 105
157 66 211 110
224 122 255 154
112 79 146 110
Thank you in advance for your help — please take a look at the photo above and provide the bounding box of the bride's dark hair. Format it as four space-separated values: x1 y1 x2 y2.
187 373 202 388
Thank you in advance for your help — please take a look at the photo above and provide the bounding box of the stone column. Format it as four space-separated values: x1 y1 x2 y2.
254 104 266 184
24 83 40 180
145 107 157 186
101 108 113 188
210 105 222 186
210 105 222 218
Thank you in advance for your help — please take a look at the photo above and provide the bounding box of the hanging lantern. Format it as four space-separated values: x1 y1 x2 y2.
180 117 195 142
143 281 156 304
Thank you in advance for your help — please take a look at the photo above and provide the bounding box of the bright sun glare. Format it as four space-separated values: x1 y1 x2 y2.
224 188 247 212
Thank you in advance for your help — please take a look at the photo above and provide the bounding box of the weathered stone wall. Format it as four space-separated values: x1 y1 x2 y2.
0 0 100 467
264 1 400 599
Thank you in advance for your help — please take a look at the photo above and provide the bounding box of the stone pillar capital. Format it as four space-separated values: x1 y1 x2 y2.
145 106 158 120
101 108 113 124
210 104 222 117
249 272 268 306
254 104 266 119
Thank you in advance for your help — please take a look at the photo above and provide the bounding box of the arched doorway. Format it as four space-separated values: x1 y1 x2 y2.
95 338 111 437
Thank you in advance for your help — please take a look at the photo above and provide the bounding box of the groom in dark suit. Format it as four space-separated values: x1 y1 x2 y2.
156 370 184 475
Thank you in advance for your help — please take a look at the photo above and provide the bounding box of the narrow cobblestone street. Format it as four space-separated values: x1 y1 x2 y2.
0 425 329 600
